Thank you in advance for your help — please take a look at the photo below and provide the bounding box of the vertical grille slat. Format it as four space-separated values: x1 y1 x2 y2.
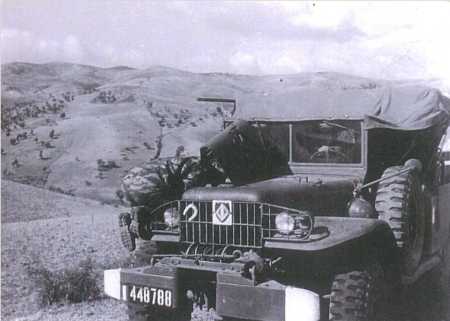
206 203 209 244
246 204 249 246
253 205 256 246
198 202 202 243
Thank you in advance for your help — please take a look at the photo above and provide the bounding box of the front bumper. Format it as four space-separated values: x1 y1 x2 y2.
104 258 320 321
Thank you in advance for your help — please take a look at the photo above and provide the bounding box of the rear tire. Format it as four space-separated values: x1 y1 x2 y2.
329 265 386 321
375 165 425 275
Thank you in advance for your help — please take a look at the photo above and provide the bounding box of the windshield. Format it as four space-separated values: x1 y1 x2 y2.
253 120 362 165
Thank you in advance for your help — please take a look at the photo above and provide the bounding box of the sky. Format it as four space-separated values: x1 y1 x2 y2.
2 1 450 82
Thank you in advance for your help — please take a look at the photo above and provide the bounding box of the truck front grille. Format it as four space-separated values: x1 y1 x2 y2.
150 200 313 251
179 200 264 248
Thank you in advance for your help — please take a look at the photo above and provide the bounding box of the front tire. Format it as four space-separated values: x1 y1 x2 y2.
329 265 386 321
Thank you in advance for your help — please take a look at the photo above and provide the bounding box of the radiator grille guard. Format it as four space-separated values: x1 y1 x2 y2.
150 200 313 250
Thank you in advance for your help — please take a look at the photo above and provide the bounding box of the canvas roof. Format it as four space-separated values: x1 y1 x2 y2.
234 85 450 131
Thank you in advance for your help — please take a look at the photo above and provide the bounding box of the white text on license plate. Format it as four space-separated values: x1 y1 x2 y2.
128 285 172 307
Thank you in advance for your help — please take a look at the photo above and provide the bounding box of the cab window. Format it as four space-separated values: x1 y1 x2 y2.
292 120 362 164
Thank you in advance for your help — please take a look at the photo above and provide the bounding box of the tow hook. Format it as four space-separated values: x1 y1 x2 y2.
236 250 268 281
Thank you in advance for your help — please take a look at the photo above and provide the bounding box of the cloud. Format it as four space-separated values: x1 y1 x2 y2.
1 1 449 84
229 51 261 74
1 28 35 61
1 28 86 64
62 35 84 62
199 2 365 43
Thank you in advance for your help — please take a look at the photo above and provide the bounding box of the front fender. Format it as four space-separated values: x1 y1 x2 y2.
265 217 399 273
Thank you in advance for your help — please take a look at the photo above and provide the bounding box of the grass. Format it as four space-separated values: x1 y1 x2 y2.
27 257 100 306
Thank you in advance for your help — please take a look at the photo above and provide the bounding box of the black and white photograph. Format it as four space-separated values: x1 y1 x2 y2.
1 1 450 321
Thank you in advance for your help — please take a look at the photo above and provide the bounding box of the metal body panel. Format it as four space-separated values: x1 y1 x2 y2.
216 278 285 321
118 262 290 321
182 176 355 216
120 258 292 321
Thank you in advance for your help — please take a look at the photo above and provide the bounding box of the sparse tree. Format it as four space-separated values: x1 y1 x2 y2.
12 158 20 168
152 134 163 160
175 145 185 159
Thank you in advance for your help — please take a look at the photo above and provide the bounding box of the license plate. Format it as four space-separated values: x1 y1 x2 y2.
126 285 173 307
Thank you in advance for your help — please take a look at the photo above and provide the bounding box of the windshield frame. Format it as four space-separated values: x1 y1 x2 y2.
249 119 367 169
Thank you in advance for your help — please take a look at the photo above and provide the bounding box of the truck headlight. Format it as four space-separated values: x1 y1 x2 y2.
164 207 179 228
275 212 314 237
275 212 295 235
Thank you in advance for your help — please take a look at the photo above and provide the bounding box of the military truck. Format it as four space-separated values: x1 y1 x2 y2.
105 85 450 321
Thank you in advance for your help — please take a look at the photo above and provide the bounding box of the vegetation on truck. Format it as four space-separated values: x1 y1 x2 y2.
105 84 450 321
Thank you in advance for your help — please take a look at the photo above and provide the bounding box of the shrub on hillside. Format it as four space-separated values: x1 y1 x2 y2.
27 258 100 306
92 90 117 104
97 159 120 171
79 82 99 94
48 185 76 196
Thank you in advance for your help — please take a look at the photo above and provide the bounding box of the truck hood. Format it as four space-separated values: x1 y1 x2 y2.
182 175 355 216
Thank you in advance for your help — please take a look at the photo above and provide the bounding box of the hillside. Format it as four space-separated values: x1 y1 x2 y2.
1 63 229 203
1 180 129 320
2 62 449 204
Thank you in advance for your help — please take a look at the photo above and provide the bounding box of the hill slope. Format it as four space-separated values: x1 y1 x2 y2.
1 180 129 320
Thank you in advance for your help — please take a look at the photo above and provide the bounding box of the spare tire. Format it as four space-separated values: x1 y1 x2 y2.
375 164 425 275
